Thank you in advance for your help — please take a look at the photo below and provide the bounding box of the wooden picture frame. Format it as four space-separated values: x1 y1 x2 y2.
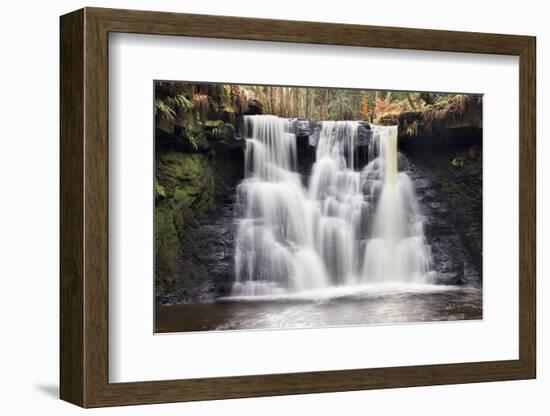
60 7 536 408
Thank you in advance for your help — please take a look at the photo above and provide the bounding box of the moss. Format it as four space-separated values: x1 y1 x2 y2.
164 153 202 178
155 180 166 198
451 157 465 168
154 150 223 297
173 188 193 204
382 94 482 146
203 120 237 143
155 205 180 294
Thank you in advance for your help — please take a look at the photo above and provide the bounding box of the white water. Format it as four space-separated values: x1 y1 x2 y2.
232 115 433 296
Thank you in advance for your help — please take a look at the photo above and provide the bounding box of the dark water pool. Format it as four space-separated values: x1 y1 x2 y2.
155 284 482 333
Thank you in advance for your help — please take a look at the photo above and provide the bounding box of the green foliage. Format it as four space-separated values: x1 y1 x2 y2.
222 122 235 139
181 112 202 149
218 84 237 114
166 94 193 111
204 120 225 128
155 180 166 198
155 205 180 291
405 120 419 138
155 81 480 150
154 99 176 120
451 157 465 168
173 188 193 206
164 153 203 179
154 151 220 294
203 120 235 140
155 82 251 148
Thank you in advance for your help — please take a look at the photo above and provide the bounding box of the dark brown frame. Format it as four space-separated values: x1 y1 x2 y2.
60 7 536 408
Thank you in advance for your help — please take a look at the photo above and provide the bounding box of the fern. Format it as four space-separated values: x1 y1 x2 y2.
167 94 193 111
205 120 224 128
155 180 166 198
182 113 202 149
154 99 176 120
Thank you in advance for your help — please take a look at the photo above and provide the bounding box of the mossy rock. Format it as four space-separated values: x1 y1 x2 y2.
154 150 222 296
155 205 180 294
163 153 204 179
173 188 194 206
156 153 217 207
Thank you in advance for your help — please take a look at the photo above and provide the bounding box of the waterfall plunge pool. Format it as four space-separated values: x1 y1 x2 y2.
156 284 481 333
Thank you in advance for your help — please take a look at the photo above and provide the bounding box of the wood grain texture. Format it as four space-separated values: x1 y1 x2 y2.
89 7 532 55
59 7 537 408
59 8 84 407
518 38 536 376
83 10 110 406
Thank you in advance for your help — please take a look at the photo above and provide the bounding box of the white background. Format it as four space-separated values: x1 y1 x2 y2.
110 34 519 382
0 0 546 415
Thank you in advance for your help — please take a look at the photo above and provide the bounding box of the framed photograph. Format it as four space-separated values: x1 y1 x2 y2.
60 7 536 407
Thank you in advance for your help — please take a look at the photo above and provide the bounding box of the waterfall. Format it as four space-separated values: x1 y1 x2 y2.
362 126 433 283
232 115 433 297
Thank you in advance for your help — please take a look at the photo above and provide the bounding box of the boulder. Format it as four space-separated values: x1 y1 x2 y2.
290 118 313 137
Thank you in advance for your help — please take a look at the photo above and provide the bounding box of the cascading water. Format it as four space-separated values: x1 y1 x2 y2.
232 115 433 297
362 126 434 283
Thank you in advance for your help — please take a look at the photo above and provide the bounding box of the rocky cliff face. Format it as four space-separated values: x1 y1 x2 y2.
155 132 244 304
379 94 482 149
406 145 483 284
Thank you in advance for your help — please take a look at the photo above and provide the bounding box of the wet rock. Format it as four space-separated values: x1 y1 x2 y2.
310 124 321 147
406 148 482 284
431 261 468 285
309 120 372 153
155 142 244 304
244 99 263 115
415 179 430 190
290 118 313 137
423 189 437 201
378 95 483 150
356 121 373 146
